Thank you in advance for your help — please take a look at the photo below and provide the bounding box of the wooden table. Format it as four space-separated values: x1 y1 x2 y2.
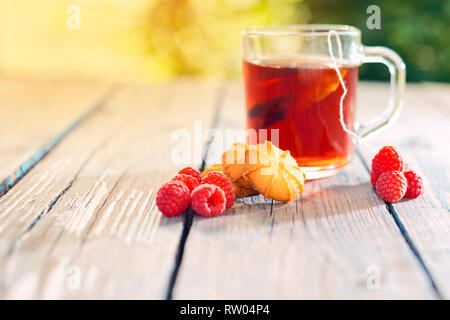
0 78 448 299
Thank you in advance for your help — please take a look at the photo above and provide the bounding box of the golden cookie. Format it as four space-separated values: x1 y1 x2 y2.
202 164 223 176
222 143 255 189
243 141 305 203
231 183 259 198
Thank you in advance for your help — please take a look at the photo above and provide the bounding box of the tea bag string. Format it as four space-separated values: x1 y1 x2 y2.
327 30 374 152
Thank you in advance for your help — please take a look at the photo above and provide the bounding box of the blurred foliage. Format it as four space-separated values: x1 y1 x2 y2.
0 0 151 81
306 0 450 82
1 0 447 82
145 0 450 82
144 0 309 79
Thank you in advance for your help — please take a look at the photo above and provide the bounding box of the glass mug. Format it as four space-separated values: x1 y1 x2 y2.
242 25 405 179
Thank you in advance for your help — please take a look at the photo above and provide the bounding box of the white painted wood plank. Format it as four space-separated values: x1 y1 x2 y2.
0 80 221 299
356 82 450 298
0 78 110 182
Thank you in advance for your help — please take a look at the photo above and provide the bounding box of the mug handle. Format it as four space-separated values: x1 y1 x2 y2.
355 46 406 141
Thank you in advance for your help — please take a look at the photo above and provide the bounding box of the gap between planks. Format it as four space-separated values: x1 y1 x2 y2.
170 82 449 299
0 84 120 272
0 85 119 198
171 81 444 299
0 81 221 299
165 85 226 300
3 81 445 299
5 147 101 257
355 148 444 300
354 82 450 299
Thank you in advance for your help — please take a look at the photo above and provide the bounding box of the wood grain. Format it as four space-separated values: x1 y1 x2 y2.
0 80 447 299
0 80 221 298
174 83 436 299
0 79 112 195
356 82 450 298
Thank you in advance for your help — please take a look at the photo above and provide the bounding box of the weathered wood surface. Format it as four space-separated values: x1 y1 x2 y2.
356 82 450 298
0 80 221 298
174 84 444 299
0 79 448 299
0 79 112 195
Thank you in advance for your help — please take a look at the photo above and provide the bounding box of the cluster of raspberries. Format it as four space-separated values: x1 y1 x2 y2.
371 146 424 203
156 167 235 217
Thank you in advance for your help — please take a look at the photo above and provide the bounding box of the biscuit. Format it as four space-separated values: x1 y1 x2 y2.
202 163 223 176
243 141 305 203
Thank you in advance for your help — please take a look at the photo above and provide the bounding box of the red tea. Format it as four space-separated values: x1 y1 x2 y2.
243 57 358 170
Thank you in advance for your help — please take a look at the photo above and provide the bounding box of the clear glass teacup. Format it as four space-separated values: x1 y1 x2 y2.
243 25 405 179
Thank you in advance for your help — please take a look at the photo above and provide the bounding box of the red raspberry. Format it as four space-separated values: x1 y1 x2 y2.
156 180 191 217
201 172 235 208
371 146 405 186
172 174 200 192
191 184 226 217
178 167 202 183
404 170 424 199
375 171 407 203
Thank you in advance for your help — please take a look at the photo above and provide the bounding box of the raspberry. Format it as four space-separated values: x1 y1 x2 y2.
191 184 226 217
156 180 191 217
371 146 405 186
172 174 200 192
178 167 202 183
375 171 407 203
370 170 381 187
404 170 424 199
201 172 235 208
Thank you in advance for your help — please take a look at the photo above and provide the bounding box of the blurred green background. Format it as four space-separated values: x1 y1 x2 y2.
1 0 448 82
307 0 450 82
144 0 450 82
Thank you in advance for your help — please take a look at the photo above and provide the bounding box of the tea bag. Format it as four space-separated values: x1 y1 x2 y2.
327 30 374 152
327 31 360 142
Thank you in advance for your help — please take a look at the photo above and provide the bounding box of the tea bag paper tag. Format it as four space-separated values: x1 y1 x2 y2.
327 30 374 152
